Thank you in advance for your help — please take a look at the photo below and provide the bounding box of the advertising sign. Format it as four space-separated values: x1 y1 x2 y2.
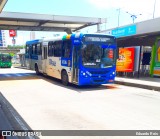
153 39 160 76
0 30 2 46
116 47 135 72
156 41 160 63
112 25 136 38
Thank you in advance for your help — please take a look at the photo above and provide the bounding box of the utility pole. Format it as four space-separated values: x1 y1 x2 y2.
117 8 121 27
153 0 156 18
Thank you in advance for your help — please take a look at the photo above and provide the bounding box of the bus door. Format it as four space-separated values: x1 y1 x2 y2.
72 45 80 83
42 46 47 73
28 45 32 69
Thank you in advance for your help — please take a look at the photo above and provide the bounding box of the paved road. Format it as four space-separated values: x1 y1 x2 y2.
0 67 37 80
0 68 160 139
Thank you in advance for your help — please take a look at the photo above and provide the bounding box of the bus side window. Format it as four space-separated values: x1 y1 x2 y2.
51 42 54 56
37 43 42 55
32 45 35 54
54 41 62 57
35 44 37 55
48 41 52 57
62 40 71 58
26 45 29 54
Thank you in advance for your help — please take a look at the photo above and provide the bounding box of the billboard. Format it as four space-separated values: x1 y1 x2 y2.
0 30 3 46
151 38 160 76
116 47 135 72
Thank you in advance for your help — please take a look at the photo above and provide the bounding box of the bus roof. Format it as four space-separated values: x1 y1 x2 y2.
26 39 42 45
43 36 62 42
26 33 115 44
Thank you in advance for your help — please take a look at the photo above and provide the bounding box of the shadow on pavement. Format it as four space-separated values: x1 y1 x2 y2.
39 74 119 93
0 73 40 81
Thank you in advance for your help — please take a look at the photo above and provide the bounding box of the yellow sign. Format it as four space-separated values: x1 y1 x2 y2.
116 48 135 72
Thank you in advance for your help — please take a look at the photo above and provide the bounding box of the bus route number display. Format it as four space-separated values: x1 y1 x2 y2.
84 37 113 42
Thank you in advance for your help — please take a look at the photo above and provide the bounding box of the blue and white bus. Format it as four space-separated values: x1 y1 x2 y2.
25 33 117 86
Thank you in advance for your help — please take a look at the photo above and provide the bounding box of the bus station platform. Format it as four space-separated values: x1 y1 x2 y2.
115 76 160 91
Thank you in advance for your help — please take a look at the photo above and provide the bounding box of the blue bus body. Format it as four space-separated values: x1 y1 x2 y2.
25 33 117 86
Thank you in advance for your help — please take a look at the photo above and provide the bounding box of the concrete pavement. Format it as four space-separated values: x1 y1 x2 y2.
1 67 160 139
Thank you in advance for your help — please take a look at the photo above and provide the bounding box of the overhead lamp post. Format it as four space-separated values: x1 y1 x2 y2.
126 12 142 23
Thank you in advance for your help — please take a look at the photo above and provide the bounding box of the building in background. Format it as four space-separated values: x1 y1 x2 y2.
30 31 35 40
0 30 7 47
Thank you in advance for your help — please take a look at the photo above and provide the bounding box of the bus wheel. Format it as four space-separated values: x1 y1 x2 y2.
35 65 40 75
61 71 69 86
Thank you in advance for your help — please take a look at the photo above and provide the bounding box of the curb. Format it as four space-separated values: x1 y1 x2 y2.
115 81 160 91
0 92 39 139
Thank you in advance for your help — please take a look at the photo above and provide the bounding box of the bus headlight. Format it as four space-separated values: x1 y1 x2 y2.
81 71 85 75
81 71 91 77
86 71 92 76
110 72 115 77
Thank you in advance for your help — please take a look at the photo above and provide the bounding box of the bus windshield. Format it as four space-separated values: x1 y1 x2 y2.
81 43 116 68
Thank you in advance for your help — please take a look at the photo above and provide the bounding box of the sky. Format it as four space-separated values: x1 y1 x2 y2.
2 0 160 45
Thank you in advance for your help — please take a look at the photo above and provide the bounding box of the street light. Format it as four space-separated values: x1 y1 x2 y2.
126 12 142 23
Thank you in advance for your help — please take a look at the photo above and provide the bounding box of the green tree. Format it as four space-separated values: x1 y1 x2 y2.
7 45 25 49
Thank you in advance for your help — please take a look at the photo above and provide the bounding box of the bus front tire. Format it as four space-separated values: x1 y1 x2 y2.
61 71 69 86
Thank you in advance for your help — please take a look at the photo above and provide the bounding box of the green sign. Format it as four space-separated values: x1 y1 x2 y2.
150 37 160 76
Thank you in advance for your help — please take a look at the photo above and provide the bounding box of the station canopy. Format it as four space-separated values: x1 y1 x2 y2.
0 11 106 33
0 0 7 12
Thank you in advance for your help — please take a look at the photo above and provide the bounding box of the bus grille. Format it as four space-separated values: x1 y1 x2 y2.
93 79 105 83
89 71 109 75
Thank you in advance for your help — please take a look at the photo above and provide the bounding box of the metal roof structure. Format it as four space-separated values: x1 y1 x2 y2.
0 0 7 12
99 17 160 47
0 11 106 33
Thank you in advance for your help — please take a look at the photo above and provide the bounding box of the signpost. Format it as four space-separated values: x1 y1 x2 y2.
9 30 16 45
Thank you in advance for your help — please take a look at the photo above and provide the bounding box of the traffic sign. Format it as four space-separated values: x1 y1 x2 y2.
9 30 16 37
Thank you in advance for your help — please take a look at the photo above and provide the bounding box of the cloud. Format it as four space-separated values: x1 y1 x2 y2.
87 0 115 9
87 0 155 15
